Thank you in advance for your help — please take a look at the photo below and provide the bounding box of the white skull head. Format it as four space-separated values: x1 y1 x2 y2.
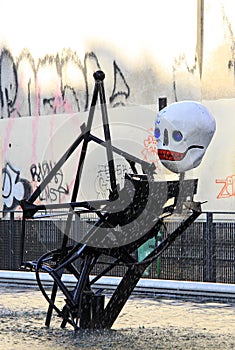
154 101 216 173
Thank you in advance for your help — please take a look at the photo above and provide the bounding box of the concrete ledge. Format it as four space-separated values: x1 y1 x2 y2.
1 270 235 301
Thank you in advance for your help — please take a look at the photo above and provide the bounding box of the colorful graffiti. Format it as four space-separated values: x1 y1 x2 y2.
141 130 161 171
0 48 130 118
2 163 31 211
216 174 235 199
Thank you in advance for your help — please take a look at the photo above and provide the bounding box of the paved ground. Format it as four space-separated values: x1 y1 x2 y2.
0 286 235 349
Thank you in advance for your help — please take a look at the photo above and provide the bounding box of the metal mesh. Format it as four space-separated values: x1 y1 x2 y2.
1 213 235 283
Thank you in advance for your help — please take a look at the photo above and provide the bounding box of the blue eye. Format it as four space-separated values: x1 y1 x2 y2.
154 127 161 139
172 130 183 142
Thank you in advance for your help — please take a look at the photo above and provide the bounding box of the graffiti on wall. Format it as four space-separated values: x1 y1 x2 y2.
141 130 161 171
0 48 130 118
222 5 235 76
30 161 69 203
216 174 235 199
95 162 131 199
2 162 31 211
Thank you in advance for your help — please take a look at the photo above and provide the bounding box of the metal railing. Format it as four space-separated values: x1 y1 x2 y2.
0 211 235 284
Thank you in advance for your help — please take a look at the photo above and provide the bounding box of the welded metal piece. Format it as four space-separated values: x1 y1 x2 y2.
20 71 201 331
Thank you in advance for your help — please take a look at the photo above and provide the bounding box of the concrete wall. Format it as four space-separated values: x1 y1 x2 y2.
0 0 235 118
1 100 235 213
0 0 235 213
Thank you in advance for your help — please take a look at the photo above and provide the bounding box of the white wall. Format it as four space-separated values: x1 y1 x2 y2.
0 0 235 213
1 0 234 119
0 100 234 213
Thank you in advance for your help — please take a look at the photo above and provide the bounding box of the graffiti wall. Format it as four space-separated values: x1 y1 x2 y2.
0 0 234 119
0 0 202 119
0 0 235 213
0 106 159 212
195 99 235 212
0 100 235 213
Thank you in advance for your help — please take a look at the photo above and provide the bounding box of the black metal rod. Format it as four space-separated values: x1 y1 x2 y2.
139 208 202 267
99 208 201 328
158 97 167 111
89 133 155 174
70 78 99 204
44 76 101 327
45 282 58 327
89 248 137 286
20 215 26 266
21 198 111 214
53 244 87 273
97 71 118 199
28 133 84 204
73 255 94 304
89 258 122 286
49 270 74 304
44 81 99 328
204 212 216 282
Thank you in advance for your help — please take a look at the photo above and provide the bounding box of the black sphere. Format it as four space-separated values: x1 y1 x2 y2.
93 70 105 81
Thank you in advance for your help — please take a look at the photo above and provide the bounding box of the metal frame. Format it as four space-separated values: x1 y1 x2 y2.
20 70 202 331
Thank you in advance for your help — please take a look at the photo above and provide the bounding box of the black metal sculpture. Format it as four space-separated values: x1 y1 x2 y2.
20 70 201 331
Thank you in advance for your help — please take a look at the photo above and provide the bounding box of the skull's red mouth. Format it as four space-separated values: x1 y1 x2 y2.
158 145 204 162
158 149 186 161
